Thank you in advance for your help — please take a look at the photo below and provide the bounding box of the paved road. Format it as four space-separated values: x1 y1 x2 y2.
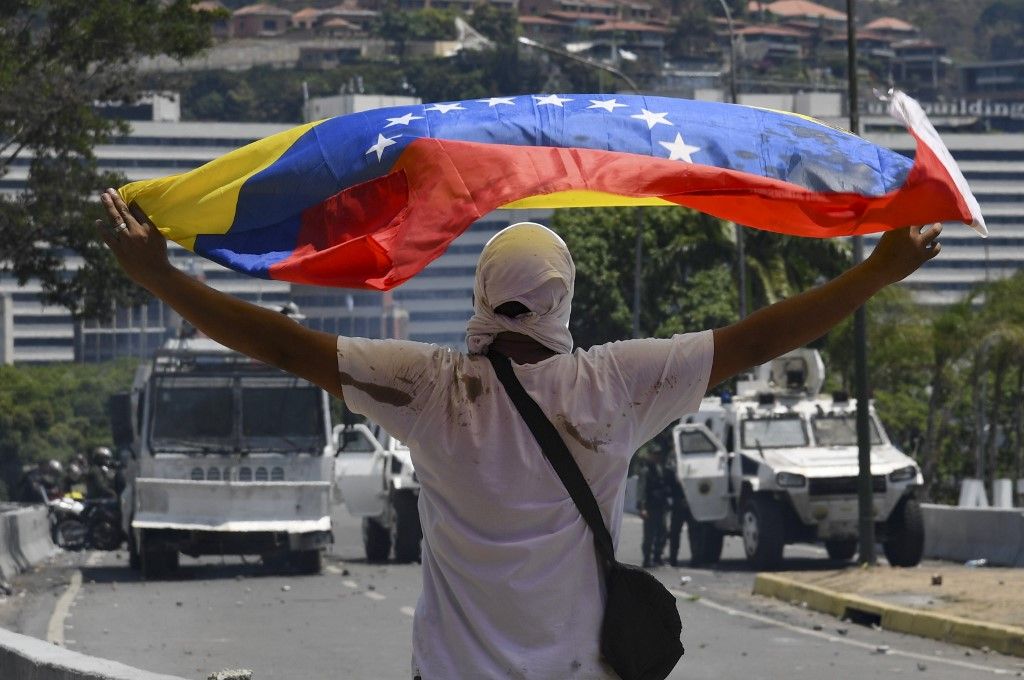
6 506 1024 679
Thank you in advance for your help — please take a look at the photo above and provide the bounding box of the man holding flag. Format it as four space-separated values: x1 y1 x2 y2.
97 184 940 678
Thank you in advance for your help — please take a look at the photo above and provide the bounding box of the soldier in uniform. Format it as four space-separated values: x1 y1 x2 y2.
663 453 689 567
637 448 670 568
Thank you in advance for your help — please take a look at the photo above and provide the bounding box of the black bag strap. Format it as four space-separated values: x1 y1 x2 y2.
486 351 617 567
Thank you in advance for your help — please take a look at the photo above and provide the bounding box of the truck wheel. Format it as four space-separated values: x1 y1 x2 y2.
741 496 785 570
291 550 323 575
362 517 391 563
688 522 724 567
825 539 857 561
141 547 179 580
883 497 924 567
391 492 422 564
140 533 178 580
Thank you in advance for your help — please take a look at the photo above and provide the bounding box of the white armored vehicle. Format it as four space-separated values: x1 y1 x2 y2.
110 338 335 578
673 349 924 569
333 423 421 563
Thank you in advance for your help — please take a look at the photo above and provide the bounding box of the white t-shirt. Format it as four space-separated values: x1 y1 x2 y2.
336 331 714 680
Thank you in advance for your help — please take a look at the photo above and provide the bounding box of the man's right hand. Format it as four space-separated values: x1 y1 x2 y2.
95 188 173 291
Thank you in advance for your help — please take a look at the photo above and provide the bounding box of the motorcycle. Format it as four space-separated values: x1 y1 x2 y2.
47 493 124 551
48 492 88 550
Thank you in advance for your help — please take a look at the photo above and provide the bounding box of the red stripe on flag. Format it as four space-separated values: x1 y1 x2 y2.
268 137 973 290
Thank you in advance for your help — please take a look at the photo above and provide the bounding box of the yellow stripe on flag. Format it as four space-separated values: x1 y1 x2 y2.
500 190 677 210
117 121 322 250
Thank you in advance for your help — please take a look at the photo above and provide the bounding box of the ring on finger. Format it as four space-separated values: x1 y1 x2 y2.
113 222 129 236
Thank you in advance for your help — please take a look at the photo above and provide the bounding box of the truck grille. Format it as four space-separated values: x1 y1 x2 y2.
808 475 885 496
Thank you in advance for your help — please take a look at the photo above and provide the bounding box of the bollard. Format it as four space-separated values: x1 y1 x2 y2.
958 479 990 508
993 479 1014 509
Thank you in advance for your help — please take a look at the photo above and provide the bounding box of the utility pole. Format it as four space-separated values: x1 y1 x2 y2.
717 0 748 319
847 0 876 566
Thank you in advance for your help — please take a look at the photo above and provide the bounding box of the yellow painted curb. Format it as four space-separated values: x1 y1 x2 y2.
753 573 1024 658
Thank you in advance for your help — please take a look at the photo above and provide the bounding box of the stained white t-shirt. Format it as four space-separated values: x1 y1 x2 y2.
336 331 714 680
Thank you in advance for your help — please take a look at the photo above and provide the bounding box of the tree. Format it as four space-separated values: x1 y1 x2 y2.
550 207 738 349
0 1 218 320
0 360 138 500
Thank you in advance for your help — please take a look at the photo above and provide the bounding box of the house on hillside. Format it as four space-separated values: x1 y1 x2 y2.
747 0 846 28
894 38 952 93
863 16 918 42
231 3 291 38
736 25 808 64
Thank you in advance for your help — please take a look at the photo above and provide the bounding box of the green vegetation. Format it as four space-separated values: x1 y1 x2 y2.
0 360 139 500
0 0 218 320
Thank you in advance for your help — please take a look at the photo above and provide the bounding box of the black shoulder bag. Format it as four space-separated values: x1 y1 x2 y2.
486 351 684 680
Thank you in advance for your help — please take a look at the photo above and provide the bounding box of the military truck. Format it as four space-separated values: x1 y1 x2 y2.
333 423 421 563
674 349 924 569
110 337 335 578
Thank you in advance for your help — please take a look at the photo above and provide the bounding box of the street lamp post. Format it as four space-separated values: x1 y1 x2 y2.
715 0 748 319
847 0 877 567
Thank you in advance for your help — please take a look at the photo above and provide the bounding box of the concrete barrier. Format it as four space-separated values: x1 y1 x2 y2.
0 626 190 680
922 503 1024 567
0 505 56 580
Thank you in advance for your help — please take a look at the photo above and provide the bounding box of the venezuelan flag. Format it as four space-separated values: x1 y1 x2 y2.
119 92 985 291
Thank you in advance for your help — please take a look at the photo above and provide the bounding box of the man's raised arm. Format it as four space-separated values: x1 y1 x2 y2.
708 224 942 389
96 188 343 398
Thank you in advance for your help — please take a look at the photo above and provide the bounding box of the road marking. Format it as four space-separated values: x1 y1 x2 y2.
342 579 358 589
46 570 82 645
325 565 342 575
364 591 386 601
675 591 1013 675
400 606 416 617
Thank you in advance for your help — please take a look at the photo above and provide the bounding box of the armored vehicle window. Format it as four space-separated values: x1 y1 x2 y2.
811 415 883 447
152 386 233 439
242 386 322 440
678 430 718 455
741 416 808 449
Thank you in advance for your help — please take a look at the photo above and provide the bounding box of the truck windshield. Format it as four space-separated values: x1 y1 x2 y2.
152 385 234 448
741 416 808 449
150 376 325 453
811 415 883 447
241 383 323 451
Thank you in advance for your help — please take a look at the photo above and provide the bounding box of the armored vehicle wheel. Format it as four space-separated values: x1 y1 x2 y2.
141 546 179 580
883 498 924 567
291 550 323 575
391 491 422 564
825 539 857 561
688 522 724 566
741 496 785 570
363 516 391 563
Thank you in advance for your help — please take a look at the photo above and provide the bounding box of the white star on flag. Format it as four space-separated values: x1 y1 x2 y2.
365 133 400 162
631 109 672 129
478 97 516 107
587 98 628 112
426 103 465 114
533 94 573 107
384 113 423 128
658 133 701 163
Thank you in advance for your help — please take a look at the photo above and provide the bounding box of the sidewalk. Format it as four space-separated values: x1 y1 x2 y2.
754 563 1024 657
